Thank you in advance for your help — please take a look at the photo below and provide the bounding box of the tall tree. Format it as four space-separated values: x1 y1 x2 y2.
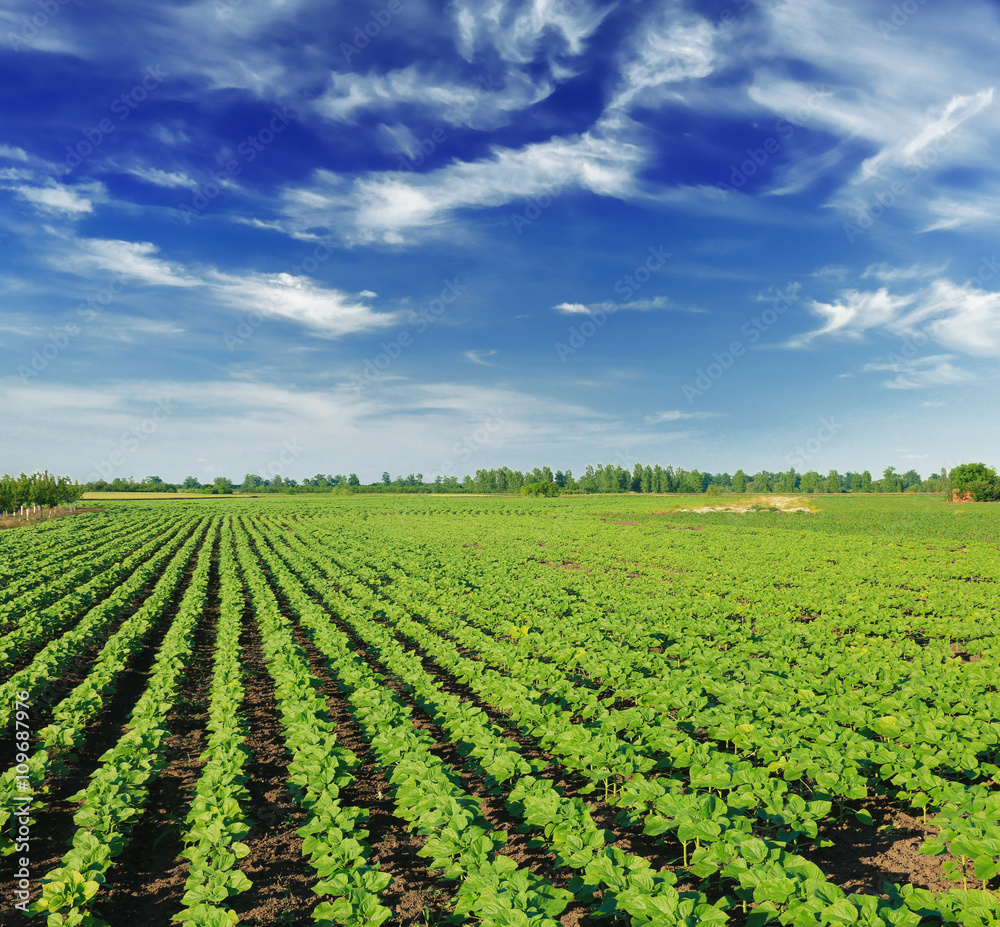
776 468 797 492
800 470 820 493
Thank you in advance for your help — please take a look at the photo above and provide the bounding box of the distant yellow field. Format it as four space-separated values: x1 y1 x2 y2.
81 492 219 500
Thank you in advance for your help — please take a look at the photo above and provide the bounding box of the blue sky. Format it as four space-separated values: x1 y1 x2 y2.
2 0 1000 484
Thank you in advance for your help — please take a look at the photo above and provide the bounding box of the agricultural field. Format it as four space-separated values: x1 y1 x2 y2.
2 494 999 927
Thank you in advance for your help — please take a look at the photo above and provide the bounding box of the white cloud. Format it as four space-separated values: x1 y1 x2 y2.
51 236 397 338
916 279 1000 356
611 15 716 110
318 68 552 130
745 0 1000 229
71 239 197 288
553 295 692 315
863 354 971 390
0 167 36 182
645 410 725 424
11 182 102 216
127 167 200 190
856 89 994 183
208 271 398 338
861 262 949 282
452 0 612 64
0 145 29 162
284 121 646 243
464 349 498 366
794 272 1000 386
791 288 912 345
922 192 1000 232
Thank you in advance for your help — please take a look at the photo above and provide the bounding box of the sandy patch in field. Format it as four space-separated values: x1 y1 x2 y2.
672 495 816 514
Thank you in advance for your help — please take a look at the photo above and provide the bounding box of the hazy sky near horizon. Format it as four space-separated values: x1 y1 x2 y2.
2 0 999 483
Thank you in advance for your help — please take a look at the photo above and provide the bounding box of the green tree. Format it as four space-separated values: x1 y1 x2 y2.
681 469 705 493
860 470 873 493
732 469 747 493
182 476 201 489
775 468 797 492
241 473 264 492
348 473 360 486
213 476 234 495
881 466 902 493
825 470 841 493
521 481 559 497
949 462 1000 501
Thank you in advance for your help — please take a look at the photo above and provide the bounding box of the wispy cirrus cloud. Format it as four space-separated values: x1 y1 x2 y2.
862 354 972 390
48 236 397 339
553 295 699 315
644 410 726 424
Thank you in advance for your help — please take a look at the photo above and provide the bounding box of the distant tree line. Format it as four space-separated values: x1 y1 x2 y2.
0 471 82 511
85 475 237 494
448 464 948 495
78 463 973 497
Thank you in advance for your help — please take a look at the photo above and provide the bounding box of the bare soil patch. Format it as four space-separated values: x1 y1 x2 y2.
669 495 816 514
806 798 977 895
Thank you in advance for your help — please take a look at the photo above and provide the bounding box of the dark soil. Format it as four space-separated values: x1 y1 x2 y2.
806 796 977 895
96 528 221 923
0 520 209 912
226 563 317 927
253 525 684 925
243 521 454 925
